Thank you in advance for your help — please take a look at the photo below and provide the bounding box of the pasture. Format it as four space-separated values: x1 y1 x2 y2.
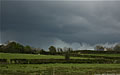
0 64 120 75
1 53 120 75
0 53 92 59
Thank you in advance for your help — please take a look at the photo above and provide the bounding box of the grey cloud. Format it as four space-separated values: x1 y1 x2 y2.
1 1 120 50
52 38 118 50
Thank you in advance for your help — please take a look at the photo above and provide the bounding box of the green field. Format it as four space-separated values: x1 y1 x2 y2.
1 53 120 75
1 53 120 59
0 53 91 59
80 54 120 57
0 64 120 75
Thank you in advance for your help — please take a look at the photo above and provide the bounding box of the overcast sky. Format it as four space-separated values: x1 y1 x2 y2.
1 0 120 50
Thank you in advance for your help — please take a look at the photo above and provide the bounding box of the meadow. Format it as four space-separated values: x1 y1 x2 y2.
80 54 120 57
1 53 120 59
0 53 92 59
1 53 120 75
0 64 120 75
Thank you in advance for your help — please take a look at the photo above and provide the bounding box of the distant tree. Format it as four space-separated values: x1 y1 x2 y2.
16 43 24 53
106 48 113 51
65 53 70 60
60 48 63 53
57 47 63 53
24 45 33 53
49 46 56 55
0 41 40 54
57 48 60 52
63 47 68 52
0 44 5 52
114 44 120 51
63 47 72 60
65 50 70 60
3 41 24 53
39 49 46 54
95 45 104 51
63 47 73 53
31 47 39 54
68 48 73 52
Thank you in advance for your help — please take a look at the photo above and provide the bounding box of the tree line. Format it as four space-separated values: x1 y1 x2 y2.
0 41 120 54
0 41 73 55
95 44 120 51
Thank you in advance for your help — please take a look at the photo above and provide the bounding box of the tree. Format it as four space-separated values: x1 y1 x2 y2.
24 45 33 53
63 47 73 53
65 49 70 60
68 48 73 52
39 49 46 54
63 47 72 60
95 45 104 51
49 46 56 55
114 44 120 51
0 44 5 52
63 47 68 52
106 48 113 51
15 43 24 53
3 41 24 53
59 48 63 53
65 53 70 60
57 47 63 53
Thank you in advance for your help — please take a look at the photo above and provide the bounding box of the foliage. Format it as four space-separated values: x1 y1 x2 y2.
24 45 33 53
49 46 56 55
57 48 63 53
95 45 104 51
0 40 120 55
114 44 120 51
0 41 24 53
65 53 70 60
0 41 47 54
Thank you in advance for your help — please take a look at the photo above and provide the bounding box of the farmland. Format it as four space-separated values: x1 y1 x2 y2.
1 53 120 75
1 53 120 59
80 54 120 57
0 64 120 75
0 53 91 59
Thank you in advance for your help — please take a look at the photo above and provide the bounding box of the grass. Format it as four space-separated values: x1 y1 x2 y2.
1 53 120 75
80 54 120 57
0 64 120 75
0 53 64 59
0 53 91 59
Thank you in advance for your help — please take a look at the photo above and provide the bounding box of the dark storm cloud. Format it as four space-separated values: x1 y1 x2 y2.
1 0 120 49
0 0 1 43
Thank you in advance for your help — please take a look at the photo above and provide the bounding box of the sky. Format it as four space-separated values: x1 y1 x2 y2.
1 0 120 50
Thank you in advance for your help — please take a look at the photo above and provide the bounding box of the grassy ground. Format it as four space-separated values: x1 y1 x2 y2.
1 53 120 59
0 64 120 75
0 53 91 59
1 53 120 75
80 54 120 57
